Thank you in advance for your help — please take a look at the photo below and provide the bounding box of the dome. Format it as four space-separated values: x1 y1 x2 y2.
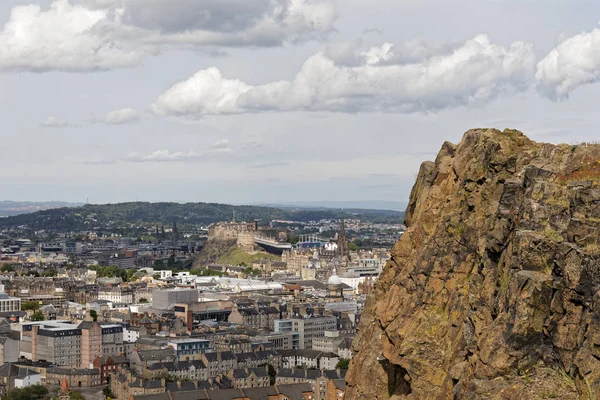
328 268 341 285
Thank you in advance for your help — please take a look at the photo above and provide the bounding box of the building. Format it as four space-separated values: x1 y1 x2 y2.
0 337 20 364
213 338 252 354
130 383 315 400
21 320 130 369
97 287 134 304
0 363 42 395
93 355 129 384
255 331 300 351
279 350 339 370
46 367 101 388
208 221 257 242
79 321 102 369
200 351 238 378
275 316 337 349
173 300 233 331
167 338 212 361
152 288 198 309
312 331 354 359
228 304 280 329
145 359 208 382
326 379 345 400
123 325 140 342
22 321 82 367
227 367 270 389
0 293 21 313
130 349 177 376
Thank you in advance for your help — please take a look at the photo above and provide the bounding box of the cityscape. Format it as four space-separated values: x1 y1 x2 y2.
0 205 402 400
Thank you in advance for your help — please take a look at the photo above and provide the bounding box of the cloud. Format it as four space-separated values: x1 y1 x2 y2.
536 27 600 99
41 116 74 127
152 35 536 116
0 0 337 72
210 139 231 149
105 108 140 124
126 140 233 162
126 150 202 162
0 0 146 71
362 28 382 36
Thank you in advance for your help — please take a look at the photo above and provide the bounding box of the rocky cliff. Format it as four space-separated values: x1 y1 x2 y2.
346 129 600 399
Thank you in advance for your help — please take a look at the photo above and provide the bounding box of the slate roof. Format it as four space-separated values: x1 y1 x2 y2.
241 386 278 400
332 378 346 390
136 349 176 362
276 383 314 399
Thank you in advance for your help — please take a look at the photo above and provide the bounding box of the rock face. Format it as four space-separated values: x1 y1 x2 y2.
346 129 600 399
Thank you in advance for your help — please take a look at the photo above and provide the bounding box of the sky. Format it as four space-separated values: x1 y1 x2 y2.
1 0 600 206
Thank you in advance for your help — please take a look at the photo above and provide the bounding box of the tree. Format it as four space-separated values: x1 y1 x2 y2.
90 309 98 322
259 363 276 385
6 385 48 400
70 391 85 400
30 311 45 321
22 301 40 311
42 269 57 277
103 387 114 398
0 264 13 273
167 255 176 267
138 298 148 303
348 242 360 251
336 358 350 370
125 269 137 282
153 273 161 280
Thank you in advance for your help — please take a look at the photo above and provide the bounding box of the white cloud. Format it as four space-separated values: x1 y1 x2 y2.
210 139 231 149
105 108 139 124
125 140 233 162
152 35 536 116
41 116 74 127
0 0 146 71
0 0 337 72
536 27 600 99
126 150 202 162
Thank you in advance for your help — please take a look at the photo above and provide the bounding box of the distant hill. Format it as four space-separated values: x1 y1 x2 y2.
0 201 83 217
259 200 407 212
0 201 404 231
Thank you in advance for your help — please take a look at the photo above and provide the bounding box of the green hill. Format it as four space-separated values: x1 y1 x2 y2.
0 201 404 232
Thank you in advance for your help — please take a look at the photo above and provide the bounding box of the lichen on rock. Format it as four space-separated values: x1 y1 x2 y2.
345 129 600 400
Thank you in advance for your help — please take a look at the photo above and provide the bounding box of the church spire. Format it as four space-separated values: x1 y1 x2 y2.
338 218 349 261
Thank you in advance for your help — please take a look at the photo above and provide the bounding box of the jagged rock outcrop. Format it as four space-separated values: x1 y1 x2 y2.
346 129 600 399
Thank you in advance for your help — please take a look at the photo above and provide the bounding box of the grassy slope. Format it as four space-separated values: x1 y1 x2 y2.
217 247 280 266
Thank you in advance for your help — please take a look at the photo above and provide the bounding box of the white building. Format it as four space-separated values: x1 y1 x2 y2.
0 293 20 313
97 287 133 304
14 368 41 388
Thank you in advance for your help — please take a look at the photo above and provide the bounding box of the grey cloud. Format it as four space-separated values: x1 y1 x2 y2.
152 35 536 116
0 0 337 72
362 28 382 35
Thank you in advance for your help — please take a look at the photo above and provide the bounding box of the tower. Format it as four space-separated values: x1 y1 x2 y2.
338 219 349 261
172 221 179 244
